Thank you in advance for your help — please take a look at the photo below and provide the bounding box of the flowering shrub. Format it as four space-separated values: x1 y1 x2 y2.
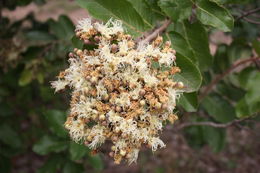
1 0 260 172
52 19 183 164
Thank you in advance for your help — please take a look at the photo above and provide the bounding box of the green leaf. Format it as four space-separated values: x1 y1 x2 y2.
87 155 104 171
126 0 163 27
203 126 226 152
37 155 63 173
19 69 33 86
76 0 151 36
174 53 202 92
172 21 213 70
0 124 22 148
167 31 196 63
43 110 67 138
33 135 68 155
227 40 252 62
178 92 198 112
69 141 89 161
196 0 234 32
158 0 192 22
62 161 84 173
236 68 260 117
201 94 236 123
235 98 250 118
216 82 245 101
71 36 84 49
48 15 74 40
36 72 44 84
252 40 260 57
25 31 55 42
213 44 230 73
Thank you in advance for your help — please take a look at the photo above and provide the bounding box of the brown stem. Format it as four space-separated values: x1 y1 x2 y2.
176 117 251 130
137 19 172 44
236 7 260 20
199 57 260 101
243 17 260 25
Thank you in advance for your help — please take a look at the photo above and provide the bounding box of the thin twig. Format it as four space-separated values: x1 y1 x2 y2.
176 117 251 130
236 7 260 20
138 19 172 44
199 57 260 101
243 17 260 25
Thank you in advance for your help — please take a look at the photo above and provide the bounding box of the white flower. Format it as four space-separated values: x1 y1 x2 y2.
149 137 166 152
76 18 93 33
52 18 183 165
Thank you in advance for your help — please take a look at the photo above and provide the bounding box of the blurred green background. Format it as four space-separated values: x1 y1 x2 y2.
0 0 260 173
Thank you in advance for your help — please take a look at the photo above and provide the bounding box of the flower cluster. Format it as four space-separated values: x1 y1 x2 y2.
51 18 184 164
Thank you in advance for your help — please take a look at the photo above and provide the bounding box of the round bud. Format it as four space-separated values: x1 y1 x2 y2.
120 150 126 156
111 145 116 151
115 106 122 112
76 32 81 37
87 136 92 141
90 77 97 84
139 89 145 96
94 36 100 42
177 82 184 88
111 44 118 53
140 100 146 106
76 49 83 56
155 102 162 109
69 52 74 58
109 152 114 157
99 114 106 121
84 39 91 45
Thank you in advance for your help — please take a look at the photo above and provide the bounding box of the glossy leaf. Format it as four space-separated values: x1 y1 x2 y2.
48 15 74 41
43 109 67 138
202 94 236 123
69 141 89 161
178 92 198 112
236 68 260 117
158 0 192 22
196 0 234 32
252 40 260 56
33 135 68 155
174 53 202 92
76 0 151 36
203 126 226 152
25 31 55 42
87 155 104 171
173 21 213 70
167 31 196 63
126 0 163 27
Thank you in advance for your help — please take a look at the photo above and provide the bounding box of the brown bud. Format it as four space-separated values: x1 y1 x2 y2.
115 106 122 112
76 32 81 38
111 44 118 53
69 52 74 58
139 89 146 96
109 152 114 157
84 39 91 45
94 36 100 42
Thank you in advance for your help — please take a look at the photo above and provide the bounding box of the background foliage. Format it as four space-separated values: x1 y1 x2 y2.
0 0 259 172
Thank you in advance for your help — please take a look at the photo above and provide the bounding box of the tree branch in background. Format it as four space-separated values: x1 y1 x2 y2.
176 117 252 130
199 57 260 101
243 17 260 25
236 7 260 20
137 19 172 44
